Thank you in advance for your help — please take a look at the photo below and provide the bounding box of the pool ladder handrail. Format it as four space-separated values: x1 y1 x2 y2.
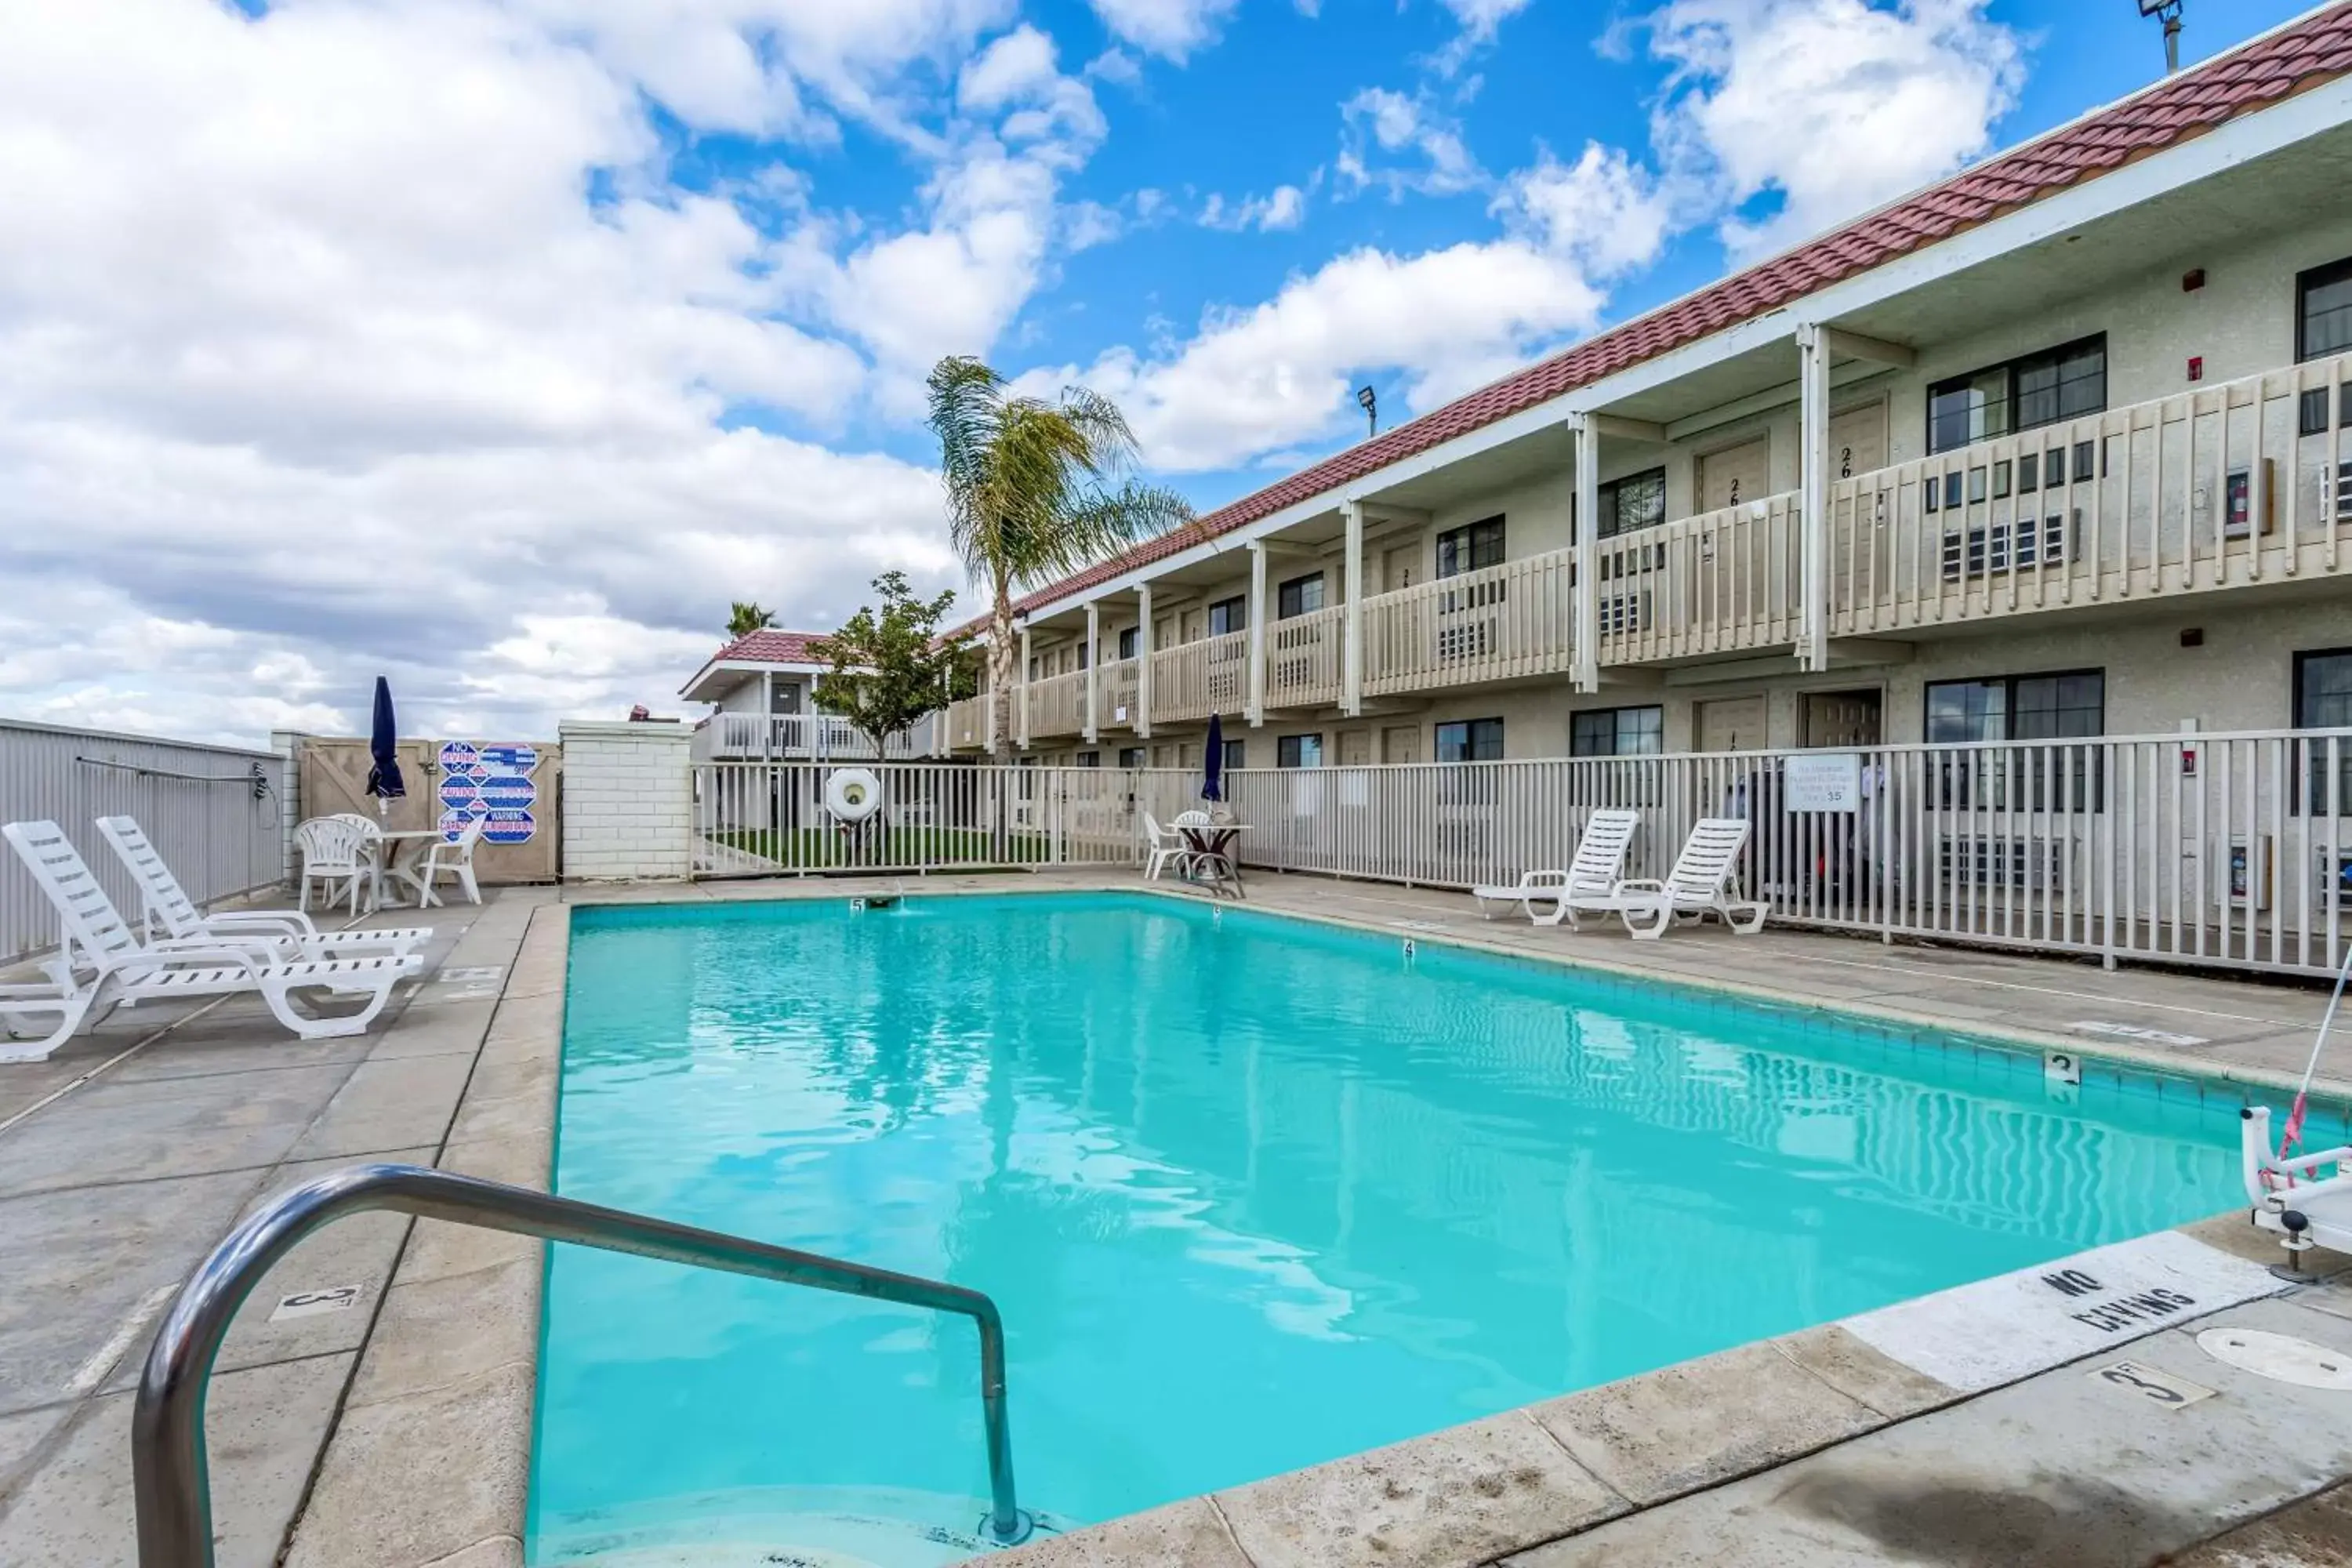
131 1162 1034 1567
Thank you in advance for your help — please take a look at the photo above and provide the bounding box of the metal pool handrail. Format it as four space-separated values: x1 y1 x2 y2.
131 1162 1033 1566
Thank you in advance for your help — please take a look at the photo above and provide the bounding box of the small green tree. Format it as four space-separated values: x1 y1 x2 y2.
810 572 969 759
728 601 776 638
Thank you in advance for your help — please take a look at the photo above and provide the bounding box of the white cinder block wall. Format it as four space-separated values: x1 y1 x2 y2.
558 720 694 880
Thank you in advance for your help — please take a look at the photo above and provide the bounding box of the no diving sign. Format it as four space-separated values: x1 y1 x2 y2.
1840 1230 2278 1394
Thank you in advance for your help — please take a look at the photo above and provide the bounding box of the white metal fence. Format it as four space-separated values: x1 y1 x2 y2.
691 763 1203 877
1 720 286 965
1222 727 2352 978
689 731 2352 979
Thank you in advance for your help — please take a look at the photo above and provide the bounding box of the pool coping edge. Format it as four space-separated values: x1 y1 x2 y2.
281 898 569 1568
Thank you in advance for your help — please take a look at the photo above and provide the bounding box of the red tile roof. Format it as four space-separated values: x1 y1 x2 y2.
709 628 833 666
978 2 2352 630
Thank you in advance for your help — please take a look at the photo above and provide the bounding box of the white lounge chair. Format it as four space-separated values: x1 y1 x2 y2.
0 821 419 1063
1140 812 1193 881
1473 810 1641 924
95 815 431 961
408 816 485 909
1559 818 1769 939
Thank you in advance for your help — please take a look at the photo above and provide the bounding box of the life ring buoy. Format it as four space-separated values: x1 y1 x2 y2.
824 767 884 824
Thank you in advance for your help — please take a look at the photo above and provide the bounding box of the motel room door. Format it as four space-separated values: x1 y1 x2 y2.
1697 436 1771 512
1802 689 1884 747
1696 696 1766 753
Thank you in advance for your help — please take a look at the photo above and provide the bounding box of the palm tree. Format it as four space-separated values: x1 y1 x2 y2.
927 356 1193 760
728 601 776 639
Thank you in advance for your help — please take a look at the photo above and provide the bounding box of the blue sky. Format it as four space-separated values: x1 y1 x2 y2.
0 0 2326 740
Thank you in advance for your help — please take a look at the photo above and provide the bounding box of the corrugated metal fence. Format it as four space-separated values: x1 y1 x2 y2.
0 720 286 966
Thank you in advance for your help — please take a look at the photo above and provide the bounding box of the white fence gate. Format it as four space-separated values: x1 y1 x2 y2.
0 720 286 965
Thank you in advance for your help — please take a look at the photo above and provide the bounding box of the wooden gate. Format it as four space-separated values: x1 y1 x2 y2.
296 736 561 884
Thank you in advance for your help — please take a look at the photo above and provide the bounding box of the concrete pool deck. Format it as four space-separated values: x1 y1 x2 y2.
7 869 2352 1566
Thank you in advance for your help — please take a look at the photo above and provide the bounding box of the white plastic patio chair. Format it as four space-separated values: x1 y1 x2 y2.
296 816 374 914
1559 818 1769 939
95 815 430 961
1140 812 1194 881
409 816 485 909
0 821 419 1063
1472 809 1641 924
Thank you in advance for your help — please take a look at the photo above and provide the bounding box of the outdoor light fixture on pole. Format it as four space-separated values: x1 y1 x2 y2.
1357 384 1377 438
2139 0 2184 75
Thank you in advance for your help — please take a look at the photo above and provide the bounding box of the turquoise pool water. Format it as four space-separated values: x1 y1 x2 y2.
532 893 2269 1561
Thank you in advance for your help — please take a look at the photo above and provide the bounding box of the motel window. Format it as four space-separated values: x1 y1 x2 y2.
1436 718 1504 762
1277 572 1326 619
2297 648 2352 816
1117 746 1145 769
1076 751 1101 768
1077 640 1090 670
1595 470 1667 539
2300 259 2352 363
1571 706 1664 757
1436 517 1504 578
1925 670 2104 743
1118 626 1138 660
1221 739 1246 772
1926 670 2105 811
1208 596 1247 637
1927 336 2107 455
1278 734 1324 768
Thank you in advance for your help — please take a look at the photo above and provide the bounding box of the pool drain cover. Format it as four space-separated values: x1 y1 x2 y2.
2195 1328 2352 1390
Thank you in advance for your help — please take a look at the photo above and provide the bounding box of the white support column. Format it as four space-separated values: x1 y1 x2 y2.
1134 583 1154 739
1341 500 1365 717
1797 321 1831 673
760 669 774 761
1246 541 1269 726
1017 626 1033 751
1083 602 1101 745
1570 413 1600 694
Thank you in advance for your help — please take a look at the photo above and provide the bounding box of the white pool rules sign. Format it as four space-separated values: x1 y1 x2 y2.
1784 751 1862 813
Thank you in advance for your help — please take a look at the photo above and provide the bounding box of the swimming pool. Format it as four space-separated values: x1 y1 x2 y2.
531 891 2271 1563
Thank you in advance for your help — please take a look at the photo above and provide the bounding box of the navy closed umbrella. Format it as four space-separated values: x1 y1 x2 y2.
365 676 406 818
1203 712 1225 803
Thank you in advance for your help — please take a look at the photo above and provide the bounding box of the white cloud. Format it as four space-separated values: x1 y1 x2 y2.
1200 183 1311 233
1022 241 1610 472
1087 0 1242 63
1646 0 2027 254
1338 87 1486 198
0 0 1007 741
959 24 1062 111
1497 143 1675 278
1439 0 1535 34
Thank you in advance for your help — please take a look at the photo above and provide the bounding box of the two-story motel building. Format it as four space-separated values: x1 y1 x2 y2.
941 6 2352 779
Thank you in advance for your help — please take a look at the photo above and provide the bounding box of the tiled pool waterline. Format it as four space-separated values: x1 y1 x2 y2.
532 891 2345 1565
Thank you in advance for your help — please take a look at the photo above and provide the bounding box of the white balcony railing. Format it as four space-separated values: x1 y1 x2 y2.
1151 630 1248 723
1267 604 1343 709
1831 350 2352 635
1595 492 1805 663
702 713 924 760
1025 669 1089 739
946 695 990 751
1362 546 1579 696
1094 656 1142 732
